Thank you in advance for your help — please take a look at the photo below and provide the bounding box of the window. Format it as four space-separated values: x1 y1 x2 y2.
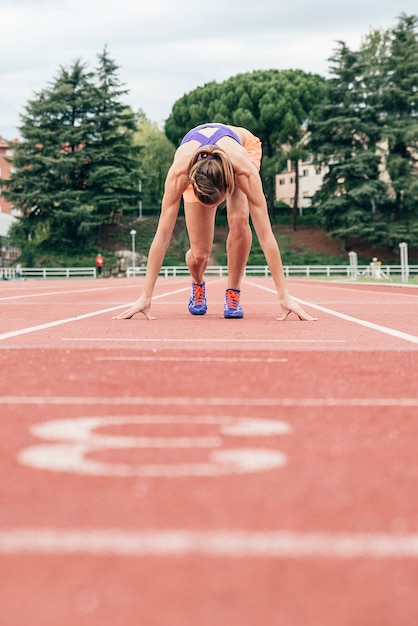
303 169 309 177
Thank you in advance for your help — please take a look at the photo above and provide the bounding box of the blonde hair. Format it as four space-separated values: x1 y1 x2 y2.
187 145 235 205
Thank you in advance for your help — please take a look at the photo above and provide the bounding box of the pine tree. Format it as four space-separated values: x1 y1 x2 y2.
2 49 140 255
308 15 418 249
379 14 418 243
308 43 387 250
82 48 140 220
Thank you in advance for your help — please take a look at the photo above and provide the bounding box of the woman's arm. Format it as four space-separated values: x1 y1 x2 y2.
235 164 317 321
114 163 189 320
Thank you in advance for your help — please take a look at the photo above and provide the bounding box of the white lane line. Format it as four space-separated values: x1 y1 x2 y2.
0 286 191 342
0 278 220 303
302 300 418 305
1 528 418 559
0 396 417 407
62 338 345 343
94 356 289 363
0 286 130 301
305 282 418 294
0 306 125 341
246 281 418 345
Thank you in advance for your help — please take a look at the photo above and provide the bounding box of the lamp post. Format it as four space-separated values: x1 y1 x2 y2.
130 229 137 276
138 179 143 219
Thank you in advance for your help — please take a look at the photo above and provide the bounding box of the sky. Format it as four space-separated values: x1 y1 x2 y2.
0 0 416 140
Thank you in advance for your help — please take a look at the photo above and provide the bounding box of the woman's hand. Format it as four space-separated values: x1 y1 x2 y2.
278 293 318 321
113 295 155 320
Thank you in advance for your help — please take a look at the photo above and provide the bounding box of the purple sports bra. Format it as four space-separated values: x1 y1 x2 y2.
180 123 242 147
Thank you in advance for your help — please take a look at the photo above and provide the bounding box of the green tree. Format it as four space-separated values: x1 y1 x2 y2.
379 14 418 243
165 70 326 218
133 111 175 210
2 48 140 255
308 42 387 250
309 14 418 249
82 49 140 220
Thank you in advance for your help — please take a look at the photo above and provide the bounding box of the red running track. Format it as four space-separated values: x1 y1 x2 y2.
0 276 418 626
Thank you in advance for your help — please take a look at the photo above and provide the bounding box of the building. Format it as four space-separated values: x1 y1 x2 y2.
275 155 326 215
0 136 19 265
0 135 19 216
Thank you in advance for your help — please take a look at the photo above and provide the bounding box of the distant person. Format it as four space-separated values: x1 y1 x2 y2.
95 253 104 277
114 122 316 321
370 257 385 279
15 263 23 279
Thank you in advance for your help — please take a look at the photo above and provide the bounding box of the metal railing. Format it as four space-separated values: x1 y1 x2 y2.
126 264 418 280
1 267 96 279
1 264 417 281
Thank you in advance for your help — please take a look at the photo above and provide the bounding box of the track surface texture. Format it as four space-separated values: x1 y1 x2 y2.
1 276 418 626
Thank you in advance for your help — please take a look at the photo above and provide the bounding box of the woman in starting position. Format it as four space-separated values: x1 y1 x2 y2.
114 122 316 321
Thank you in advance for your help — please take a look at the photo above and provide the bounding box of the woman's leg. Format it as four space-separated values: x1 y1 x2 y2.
225 187 252 289
183 201 217 283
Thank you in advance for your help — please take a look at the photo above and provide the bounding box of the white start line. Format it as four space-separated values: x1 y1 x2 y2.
1 396 417 407
1 528 418 559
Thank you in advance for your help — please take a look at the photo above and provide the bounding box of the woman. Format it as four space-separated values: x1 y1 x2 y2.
114 122 316 321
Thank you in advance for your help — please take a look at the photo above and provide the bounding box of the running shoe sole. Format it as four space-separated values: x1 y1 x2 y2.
224 308 243 318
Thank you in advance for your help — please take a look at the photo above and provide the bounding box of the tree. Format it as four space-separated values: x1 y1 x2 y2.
379 14 418 242
309 14 418 249
133 111 175 210
308 42 387 250
1 49 140 255
165 70 326 218
82 49 141 221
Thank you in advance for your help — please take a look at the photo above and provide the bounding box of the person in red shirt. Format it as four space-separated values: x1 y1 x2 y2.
95 253 104 277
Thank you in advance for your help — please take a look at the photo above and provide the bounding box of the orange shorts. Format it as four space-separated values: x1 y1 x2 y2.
183 130 262 203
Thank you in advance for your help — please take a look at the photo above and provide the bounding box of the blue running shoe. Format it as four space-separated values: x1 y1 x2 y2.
188 282 207 315
224 288 243 318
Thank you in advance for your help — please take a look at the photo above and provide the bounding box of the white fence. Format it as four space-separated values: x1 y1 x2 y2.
126 264 418 279
1 264 418 281
1 267 96 279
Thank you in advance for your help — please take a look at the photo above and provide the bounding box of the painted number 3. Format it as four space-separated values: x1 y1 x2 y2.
18 416 291 477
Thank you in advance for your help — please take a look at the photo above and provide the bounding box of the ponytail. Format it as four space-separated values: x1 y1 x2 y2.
187 145 235 205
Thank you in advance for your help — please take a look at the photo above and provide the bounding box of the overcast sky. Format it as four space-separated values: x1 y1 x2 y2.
0 0 416 140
